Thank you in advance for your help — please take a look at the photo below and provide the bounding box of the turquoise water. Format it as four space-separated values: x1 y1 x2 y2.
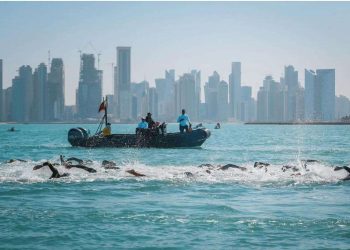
0 124 350 249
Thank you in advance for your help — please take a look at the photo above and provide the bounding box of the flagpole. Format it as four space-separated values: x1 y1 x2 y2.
105 96 108 126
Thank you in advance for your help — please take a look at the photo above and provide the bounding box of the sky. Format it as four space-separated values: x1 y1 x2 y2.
0 1 350 105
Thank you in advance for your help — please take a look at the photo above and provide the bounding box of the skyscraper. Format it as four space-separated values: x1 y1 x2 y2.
191 69 201 121
284 65 299 121
76 54 102 119
204 71 220 121
33 63 47 122
218 80 229 122
175 73 196 120
148 87 158 119
335 95 350 120
0 59 3 121
46 59 65 121
317 69 335 121
11 65 33 122
131 80 149 120
304 69 316 121
304 69 335 121
241 86 255 122
117 47 131 121
229 62 241 121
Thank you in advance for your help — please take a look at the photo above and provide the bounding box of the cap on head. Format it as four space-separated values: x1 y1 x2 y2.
147 112 152 116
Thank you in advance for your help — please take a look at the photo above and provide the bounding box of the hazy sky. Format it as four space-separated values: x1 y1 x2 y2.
1 2 349 105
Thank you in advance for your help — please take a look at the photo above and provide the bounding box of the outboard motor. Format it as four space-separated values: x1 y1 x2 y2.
68 127 89 146
160 122 167 135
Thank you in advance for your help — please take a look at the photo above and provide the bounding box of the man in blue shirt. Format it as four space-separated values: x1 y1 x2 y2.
177 109 191 133
137 117 148 129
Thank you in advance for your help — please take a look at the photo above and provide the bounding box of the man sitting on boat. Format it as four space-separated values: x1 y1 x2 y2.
177 109 191 133
137 117 148 129
145 112 155 128
102 123 111 136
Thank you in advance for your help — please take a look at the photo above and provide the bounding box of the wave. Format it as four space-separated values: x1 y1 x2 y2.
0 159 349 186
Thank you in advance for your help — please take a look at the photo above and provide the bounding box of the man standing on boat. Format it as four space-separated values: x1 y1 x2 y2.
145 112 155 128
177 109 191 133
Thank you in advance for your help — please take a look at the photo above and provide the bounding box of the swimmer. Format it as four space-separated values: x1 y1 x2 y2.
60 155 84 165
282 165 299 172
126 169 146 177
334 166 350 181
218 164 247 171
254 162 270 168
60 156 96 173
102 160 119 170
6 159 27 163
184 171 194 177
33 162 70 179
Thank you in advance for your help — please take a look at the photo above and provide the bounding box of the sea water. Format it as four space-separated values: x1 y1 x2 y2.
0 124 349 249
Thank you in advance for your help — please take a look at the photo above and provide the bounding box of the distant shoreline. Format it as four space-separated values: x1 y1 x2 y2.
245 122 350 125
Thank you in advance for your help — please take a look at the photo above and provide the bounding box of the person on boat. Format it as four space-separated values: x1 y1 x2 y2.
102 123 112 136
137 117 148 129
177 109 191 133
145 112 156 129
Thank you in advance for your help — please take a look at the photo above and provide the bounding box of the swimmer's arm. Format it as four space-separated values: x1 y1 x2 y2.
70 164 97 173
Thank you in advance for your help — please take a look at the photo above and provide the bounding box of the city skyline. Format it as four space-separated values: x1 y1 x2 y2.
1 2 350 105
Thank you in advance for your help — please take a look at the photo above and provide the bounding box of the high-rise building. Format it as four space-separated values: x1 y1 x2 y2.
155 72 177 121
191 70 201 121
335 95 350 120
47 59 65 121
257 86 268 122
116 47 131 122
11 65 33 122
148 87 158 119
304 69 316 121
175 73 196 120
317 69 335 121
241 86 256 122
33 63 47 122
0 59 3 121
304 69 335 121
131 80 149 121
3 87 12 121
76 54 102 119
229 62 241 120
284 65 299 121
218 80 229 122
204 71 220 121
256 76 287 122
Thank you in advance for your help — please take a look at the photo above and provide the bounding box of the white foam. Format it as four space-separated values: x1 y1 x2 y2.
0 160 348 185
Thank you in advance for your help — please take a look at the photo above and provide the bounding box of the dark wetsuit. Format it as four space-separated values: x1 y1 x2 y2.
145 116 155 129
126 169 146 177
64 163 97 173
334 166 350 180
33 162 69 179
219 164 247 171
